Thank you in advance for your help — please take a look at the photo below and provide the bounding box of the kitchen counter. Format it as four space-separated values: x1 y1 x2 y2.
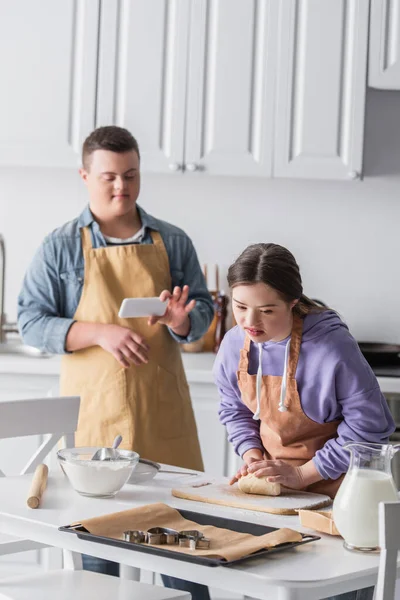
2 349 400 392
0 350 216 383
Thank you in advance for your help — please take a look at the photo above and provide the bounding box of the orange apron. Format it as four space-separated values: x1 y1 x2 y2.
60 226 204 470
237 314 343 498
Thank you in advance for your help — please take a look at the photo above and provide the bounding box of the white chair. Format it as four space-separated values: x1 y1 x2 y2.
0 571 191 600
374 501 400 600
0 396 80 559
0 395 191 600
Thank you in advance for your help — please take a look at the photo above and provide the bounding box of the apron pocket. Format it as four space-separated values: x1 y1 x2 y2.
157 365 189 440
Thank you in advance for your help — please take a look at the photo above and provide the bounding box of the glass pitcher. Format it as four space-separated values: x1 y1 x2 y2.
332 442 400 552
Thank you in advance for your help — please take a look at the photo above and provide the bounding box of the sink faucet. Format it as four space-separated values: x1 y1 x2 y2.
0 235 18 343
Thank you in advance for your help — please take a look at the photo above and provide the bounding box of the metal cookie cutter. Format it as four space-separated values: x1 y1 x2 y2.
123 530 147 544
178 530 210 550
147 527 179 545
196 537 211 550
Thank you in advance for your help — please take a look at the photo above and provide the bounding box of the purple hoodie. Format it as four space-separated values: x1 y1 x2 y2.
213 310 395 480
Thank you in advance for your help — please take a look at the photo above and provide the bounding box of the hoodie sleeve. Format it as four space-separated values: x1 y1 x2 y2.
313 342 395 480
213 334 264 458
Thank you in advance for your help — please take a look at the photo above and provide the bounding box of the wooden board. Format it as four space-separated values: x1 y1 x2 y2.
172 479 332 515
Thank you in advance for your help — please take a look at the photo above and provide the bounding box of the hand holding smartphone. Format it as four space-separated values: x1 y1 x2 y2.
118 297 168 318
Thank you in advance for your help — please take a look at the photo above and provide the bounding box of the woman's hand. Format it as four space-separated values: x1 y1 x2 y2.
229 449 264 485
148 286 196 337
245 459 304 489
246 459 322 490
97 324 150 368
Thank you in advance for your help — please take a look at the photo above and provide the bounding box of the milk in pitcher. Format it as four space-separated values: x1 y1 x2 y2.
333 468 398 549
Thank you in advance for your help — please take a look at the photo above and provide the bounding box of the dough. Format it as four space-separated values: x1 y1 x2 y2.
238 473 281 496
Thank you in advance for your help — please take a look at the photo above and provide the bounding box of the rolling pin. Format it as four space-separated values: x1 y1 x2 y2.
27 464 48 509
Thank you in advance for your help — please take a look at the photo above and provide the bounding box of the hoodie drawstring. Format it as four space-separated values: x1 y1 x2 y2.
253 338 290 420
278 339 291 412
253 343 263 420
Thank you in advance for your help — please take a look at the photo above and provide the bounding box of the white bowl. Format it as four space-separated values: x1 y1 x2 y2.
57 447 139 498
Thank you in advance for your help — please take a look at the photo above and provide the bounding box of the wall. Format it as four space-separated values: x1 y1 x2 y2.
1 90 400 342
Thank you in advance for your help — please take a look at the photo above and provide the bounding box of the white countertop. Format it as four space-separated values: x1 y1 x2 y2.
0 471 391 600
0 349 216 383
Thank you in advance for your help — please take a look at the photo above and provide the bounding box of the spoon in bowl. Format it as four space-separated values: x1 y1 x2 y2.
91 435 123 461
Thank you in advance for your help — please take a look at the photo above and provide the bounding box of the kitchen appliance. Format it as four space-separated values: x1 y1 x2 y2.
358 342 400 367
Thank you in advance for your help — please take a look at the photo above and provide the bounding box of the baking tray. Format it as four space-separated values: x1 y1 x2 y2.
59 508 320 567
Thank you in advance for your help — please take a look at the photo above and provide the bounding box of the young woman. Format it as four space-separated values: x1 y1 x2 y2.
214 243 394 600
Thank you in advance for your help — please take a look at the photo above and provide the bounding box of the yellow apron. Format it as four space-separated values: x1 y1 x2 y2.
60 226 204 470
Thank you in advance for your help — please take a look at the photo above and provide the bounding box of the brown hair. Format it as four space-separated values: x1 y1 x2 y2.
82 126 140 170
227 243 326 317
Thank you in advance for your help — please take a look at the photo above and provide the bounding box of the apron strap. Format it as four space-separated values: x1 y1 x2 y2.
150 230 171 287
238 336 251 372
80 226 93 257
287 313 303 378
150 230 165 249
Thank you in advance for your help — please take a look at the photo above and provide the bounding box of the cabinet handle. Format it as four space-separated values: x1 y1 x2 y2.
186 163 199 172
168 163 183 172
348 171 360 180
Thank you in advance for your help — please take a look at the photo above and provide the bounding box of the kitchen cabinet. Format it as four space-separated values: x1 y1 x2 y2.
97 0 276 177
183 0 277 176
0 0 370 180
189 382 230 476
274 0 369 181
96 0 189 174
369 0 400 89
0 0 99 168
98 0 368 180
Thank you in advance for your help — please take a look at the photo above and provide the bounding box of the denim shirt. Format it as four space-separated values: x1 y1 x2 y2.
18 205 214 354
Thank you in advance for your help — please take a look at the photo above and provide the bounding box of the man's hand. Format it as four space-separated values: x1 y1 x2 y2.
229 449 264 485
97 324 150 368
148 286 196 337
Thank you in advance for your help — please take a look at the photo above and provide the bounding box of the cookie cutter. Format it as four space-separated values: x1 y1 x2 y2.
178 537 211 550
147 527 180 545
122 527 210 550
123 530 147 543
178 530 211 550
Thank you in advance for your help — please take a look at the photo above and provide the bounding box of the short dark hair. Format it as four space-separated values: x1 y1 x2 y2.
228 243 327 317
82 126 140 169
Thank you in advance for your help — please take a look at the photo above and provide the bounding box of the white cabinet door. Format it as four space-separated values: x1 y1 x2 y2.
184 0 277 177
369 0 400 89
189 382 228 477
274 0 369 180
0 0 99 167
96 0 189 174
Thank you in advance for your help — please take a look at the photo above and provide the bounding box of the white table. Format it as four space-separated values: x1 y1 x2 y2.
0 470 398 600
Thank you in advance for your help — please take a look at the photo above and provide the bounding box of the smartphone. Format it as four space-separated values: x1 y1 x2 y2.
118 297 168 318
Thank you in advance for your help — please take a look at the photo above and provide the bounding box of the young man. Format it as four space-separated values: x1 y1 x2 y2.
18 126 213 599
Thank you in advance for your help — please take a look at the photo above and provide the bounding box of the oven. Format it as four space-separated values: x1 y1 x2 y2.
384 393 400 489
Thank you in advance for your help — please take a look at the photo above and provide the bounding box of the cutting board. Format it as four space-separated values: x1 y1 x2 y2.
172 479 332 515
